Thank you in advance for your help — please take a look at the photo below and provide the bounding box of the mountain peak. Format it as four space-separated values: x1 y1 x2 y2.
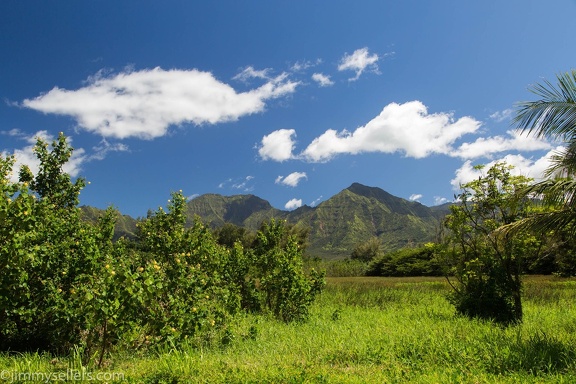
346 182 432 218
347 182 393 198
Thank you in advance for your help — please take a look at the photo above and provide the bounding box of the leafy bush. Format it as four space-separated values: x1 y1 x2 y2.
366 243 443 277
350 237 382 262
0 133 325 363
248 219 325 322
132 193 241 348
440 163 541 325
0 134 109 354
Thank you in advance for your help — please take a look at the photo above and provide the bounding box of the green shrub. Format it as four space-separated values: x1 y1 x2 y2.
350 237 382 262
366 243 442 277
0 134 110 354
0 133 326 363
249 219 325 322
440 163 539 325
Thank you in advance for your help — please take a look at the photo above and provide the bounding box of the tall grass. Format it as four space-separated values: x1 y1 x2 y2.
2 276 576 383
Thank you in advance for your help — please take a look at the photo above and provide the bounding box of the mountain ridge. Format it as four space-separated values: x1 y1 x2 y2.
81 183 451 259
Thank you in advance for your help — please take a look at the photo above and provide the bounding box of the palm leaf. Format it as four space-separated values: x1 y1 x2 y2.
499 208 576 237
503 70 576 237
514 70 576 141
544 141 576 178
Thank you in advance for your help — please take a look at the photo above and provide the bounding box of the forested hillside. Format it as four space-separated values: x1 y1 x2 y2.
85 183 450 259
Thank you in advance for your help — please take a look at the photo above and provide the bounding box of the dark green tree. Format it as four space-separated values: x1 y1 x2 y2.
350 237 382 262
214 222 253 248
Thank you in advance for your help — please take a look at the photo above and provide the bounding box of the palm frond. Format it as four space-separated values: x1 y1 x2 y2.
514 70 576 140
544 141 576 178
504 70 576 238
523 178 576 209
498 208 576 237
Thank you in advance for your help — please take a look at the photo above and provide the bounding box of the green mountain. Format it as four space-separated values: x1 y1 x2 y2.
185 193 284 229
79 183 449 259
293 183 441 258
185 183 445 259
79 205 138 240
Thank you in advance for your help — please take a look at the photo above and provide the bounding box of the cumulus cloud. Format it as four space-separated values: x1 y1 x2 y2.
452 129 551 159
450 148 561 190
409 193 423 202
258 128 296 161
2 131 87 183
275 172 307 187
312 73 334 87
1 128 25 137
22 67 300 140
338 47 379 81
284 198 303 210
301 101 481 162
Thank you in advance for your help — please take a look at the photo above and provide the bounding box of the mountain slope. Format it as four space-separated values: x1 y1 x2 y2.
295 184 440 258
81 183 448 259
79 205 138 240
185 194 284 229
186 183 443 258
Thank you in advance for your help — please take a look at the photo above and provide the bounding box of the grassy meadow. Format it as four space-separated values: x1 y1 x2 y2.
2 276 576 383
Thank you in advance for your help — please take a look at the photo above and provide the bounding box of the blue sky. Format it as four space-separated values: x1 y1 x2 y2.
1 1 575 218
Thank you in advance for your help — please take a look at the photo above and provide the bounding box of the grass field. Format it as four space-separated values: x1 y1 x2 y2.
2 276 576 383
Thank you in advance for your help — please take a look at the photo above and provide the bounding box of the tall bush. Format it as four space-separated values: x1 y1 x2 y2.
440 162 541 324
0 134 110 353
0 133 326 363
250 219 325 322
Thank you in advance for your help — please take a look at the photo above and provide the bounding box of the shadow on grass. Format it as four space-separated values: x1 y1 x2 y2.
487 332 576 375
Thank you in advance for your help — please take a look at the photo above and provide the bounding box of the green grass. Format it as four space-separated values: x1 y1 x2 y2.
2 276 576 383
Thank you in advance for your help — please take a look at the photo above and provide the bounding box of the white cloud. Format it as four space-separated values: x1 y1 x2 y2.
409 193 423 202
232 175 255 191
219 175 255 191
90 139 129 161
290 59 321 72
275 172 307 187
452 129 551 159
433 196 449 206
489 108 514 122
450 148 560 190
258 128 296 161
233 66 271 82
311 73 334 87
310 195 323 207
301 101 481 162
2 131 87 183
338 47 379 81
22 67 300 140
1 128 25 137
284 198 303 210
